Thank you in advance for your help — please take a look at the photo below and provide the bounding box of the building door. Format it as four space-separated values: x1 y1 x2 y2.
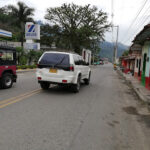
141 53 147 85
138 59 141 77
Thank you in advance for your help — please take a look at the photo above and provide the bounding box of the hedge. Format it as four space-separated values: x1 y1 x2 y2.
17 65 37 70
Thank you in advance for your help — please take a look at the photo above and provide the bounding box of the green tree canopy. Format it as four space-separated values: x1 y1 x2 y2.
45 3 110 54
40 24 61 47
122 50 129 56
7 1 35 46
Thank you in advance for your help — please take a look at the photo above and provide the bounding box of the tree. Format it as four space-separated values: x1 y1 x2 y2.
45 3 110 54
27 50 37 65
8 2 35 47
122 50 129 56
16 47 25 65
40 24 61 47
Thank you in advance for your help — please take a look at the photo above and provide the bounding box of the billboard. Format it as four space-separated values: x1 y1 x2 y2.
25 23 40 40
24 43 40 50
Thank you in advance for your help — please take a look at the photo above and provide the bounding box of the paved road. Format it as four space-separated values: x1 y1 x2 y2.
0 64 150 150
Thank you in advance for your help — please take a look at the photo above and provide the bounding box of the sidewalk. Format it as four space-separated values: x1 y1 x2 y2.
118 70 150 104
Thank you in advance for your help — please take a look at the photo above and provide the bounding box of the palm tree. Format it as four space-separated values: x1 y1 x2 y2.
8 2 35 47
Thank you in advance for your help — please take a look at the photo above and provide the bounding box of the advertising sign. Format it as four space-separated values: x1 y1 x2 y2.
25 23 40 40
24 43 40 50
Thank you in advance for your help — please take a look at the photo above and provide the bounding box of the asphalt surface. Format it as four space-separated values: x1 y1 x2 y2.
1 64 150 150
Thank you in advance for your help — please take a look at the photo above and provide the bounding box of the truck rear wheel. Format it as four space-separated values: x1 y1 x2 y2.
72 75 81 93
1 73 13 89
84 72 91 85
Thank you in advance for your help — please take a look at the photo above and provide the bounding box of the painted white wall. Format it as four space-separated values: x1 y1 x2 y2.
82 49 92 65
142 42 150 77
134 56 142 74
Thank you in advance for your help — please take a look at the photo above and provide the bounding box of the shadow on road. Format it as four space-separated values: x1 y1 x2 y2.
42 82 87 95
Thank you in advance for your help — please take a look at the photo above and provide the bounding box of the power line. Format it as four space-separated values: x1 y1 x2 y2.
124 14 150 45
120 0 148 42
123 2 150 44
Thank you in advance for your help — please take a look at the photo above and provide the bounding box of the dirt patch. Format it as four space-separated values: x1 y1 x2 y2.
122 106 139 115
125 91 133 95
113 120 120 124
123 106 150 128
107 122 115 127
110 112 115 116
137 115 150 128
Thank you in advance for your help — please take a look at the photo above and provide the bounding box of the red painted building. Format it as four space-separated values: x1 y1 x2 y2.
120 45 142 76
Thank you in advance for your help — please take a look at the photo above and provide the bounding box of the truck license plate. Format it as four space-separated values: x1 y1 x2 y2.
49 68 57 73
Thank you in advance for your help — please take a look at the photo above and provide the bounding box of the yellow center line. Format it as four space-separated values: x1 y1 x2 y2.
0 89 42 109
0 89 41 105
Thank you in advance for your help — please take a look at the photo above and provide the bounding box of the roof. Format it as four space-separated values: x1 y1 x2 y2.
0 29 12 37
133 24 150 45
120 56 136 60
124 56 136 60
130 43 142 51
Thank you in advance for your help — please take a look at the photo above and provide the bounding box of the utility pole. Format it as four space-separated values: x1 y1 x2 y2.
113 25 119 64
111 0 114 63
111 0 119 64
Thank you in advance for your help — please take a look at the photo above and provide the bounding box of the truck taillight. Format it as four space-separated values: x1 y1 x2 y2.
62 80 67 83
70 65 74 71
37 77 42 80
37 64 39 68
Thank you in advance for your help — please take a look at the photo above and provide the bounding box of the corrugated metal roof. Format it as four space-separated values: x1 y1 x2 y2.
133 24 150 45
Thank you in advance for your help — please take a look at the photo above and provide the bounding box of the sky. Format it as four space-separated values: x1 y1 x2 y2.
0 0 150 46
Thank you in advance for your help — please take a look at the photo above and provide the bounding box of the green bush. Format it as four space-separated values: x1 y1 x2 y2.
21 65 27 69
17 65 37 70
17 66 21 69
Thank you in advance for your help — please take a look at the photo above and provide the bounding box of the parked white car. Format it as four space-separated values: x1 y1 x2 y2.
36 51 91 92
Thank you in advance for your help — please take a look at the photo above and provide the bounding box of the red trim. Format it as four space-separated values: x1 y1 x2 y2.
139 71 142 81
145 77 149 89
134 72 138 78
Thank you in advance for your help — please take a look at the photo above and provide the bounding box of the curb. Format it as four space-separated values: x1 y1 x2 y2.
17 69 36 73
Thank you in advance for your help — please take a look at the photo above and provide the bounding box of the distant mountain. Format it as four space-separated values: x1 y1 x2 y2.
99 41 128 62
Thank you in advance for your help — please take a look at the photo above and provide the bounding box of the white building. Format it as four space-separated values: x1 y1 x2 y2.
82 49 92 65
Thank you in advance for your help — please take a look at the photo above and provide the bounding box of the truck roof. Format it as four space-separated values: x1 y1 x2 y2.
44 51 79 56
